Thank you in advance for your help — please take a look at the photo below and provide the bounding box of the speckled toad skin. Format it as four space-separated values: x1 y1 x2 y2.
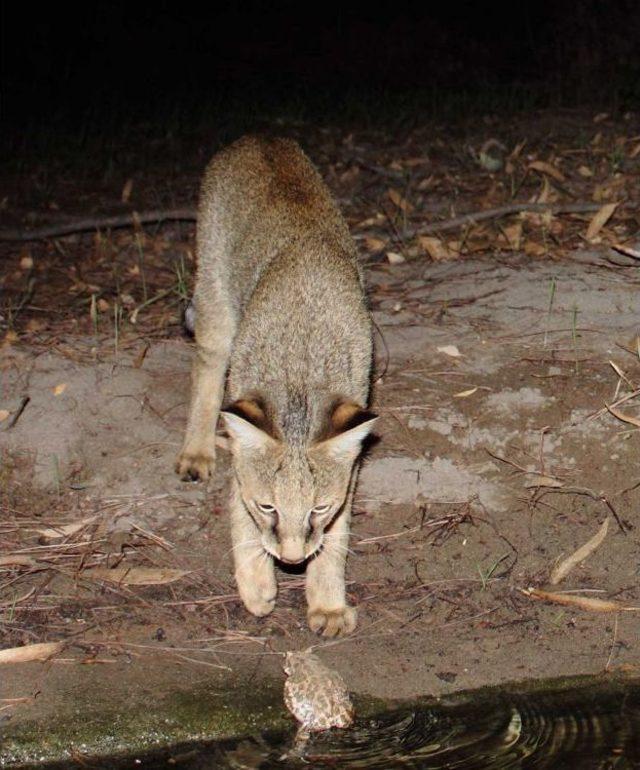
283 650 354 731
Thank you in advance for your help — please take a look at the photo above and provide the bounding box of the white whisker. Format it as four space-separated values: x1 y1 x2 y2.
222 538 262 558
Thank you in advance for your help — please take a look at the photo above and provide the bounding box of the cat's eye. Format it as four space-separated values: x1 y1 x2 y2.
311 504 331 515
257 502 277 514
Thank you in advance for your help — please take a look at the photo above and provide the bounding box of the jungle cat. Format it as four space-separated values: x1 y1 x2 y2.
176 136 376 637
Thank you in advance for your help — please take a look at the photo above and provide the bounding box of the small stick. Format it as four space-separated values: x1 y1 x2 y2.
521 587 639 612
0 207 196 242
4 396 30 429
550 517 610 585
407 201 627 236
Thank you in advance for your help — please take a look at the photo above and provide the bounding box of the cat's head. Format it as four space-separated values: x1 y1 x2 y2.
221 397 377 564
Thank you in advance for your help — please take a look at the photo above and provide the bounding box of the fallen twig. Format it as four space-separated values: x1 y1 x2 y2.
409 201 625 236
606 403 640 428
521 586 639 613
0 207 196 241
550 517 610 585
3 396 30 430
0 641 64 664
612 243 640 260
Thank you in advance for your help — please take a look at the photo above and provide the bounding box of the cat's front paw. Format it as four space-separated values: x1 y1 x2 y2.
307 605 357 637
236 565 277 618
175 448 215 481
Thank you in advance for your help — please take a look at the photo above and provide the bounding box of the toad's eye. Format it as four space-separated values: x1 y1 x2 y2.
257 502 277 514
311 504 331 515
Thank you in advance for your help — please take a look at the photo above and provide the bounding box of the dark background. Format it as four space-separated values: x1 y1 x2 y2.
4 0 640 133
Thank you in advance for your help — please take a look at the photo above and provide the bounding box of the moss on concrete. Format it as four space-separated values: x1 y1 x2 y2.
0 677 290 766
2 673 637 767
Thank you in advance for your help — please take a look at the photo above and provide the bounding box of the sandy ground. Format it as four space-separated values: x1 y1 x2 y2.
1 250 640 745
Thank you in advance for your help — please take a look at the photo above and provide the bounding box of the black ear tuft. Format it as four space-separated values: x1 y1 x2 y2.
316 399 377 441
223 396 280 439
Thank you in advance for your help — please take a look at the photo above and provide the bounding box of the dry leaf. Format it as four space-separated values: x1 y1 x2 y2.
0 641 63 664
418 235 453 261
593 178 626 202
19 253 34 270
387 188 414 213
0 409 9 422
453 387 478 398
35 516 96 540
97 298 110 312
529 160 565 183
121 178 134 203
53 383 67 396
363 236 387 252
524 476 564 489
437 345 462 358
502 222 522 250
402 157 430 168
523 240 547 257
550 518 609 585
83 566 189 585
606 404 640 428
386 252 405 265
578 165 594 178
521 587 638 613
417 175 436 191
586 202 618 242
630 143 640 159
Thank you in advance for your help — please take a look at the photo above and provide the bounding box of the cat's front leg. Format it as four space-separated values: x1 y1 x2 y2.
305 503 356 637
230 478 277 617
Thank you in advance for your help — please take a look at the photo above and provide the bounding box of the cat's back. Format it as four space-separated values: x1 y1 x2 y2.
197 136 357 313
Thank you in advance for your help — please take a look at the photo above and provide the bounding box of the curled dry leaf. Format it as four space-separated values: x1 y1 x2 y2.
83 566 189 585
52 383 67 396
550 517 610 585
418 235 454 261
521 587 638 613
586 202 618 242
453 387 478 398
0 641 64 664
386 251 405 265
387 188 414 214
0 409 9 422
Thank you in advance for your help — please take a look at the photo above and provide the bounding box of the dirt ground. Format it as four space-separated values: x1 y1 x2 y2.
1 111 639 744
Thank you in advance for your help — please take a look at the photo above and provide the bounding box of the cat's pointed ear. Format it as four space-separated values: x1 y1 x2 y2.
312 401 378 460
220 399 279 453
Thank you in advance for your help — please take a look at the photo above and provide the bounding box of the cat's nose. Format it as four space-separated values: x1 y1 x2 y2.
279 555 304 565
279 539 305 564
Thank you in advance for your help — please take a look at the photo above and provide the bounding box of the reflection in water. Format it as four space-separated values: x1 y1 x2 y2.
90 681 640 769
